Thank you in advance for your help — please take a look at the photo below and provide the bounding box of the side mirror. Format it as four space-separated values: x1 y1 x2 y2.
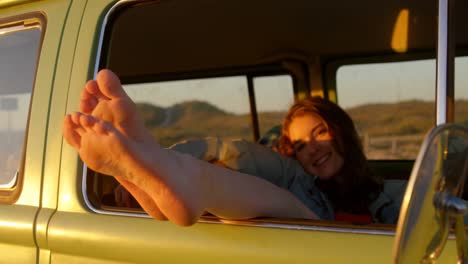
394 124 468 263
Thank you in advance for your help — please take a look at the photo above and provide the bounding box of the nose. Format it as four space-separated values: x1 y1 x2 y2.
305 138 319 154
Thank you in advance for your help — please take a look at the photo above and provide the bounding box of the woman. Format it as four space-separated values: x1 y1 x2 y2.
278 97 398 223
171 97 406 224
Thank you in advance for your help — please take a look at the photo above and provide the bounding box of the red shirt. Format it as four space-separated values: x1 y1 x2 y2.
335 211 373 224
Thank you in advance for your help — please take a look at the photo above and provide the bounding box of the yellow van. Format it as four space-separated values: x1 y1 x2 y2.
0 0 467 263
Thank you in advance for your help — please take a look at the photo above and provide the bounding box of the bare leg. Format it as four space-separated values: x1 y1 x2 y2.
115 178 167 220
78 69 165 219
63 113 318 226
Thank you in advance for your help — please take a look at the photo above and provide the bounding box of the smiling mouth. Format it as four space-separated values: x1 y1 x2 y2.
313 153 331 167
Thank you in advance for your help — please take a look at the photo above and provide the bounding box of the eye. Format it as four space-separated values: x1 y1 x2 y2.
293 142 305 153
314 127 328 138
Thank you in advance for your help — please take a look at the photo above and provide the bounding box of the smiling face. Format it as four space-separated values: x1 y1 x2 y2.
288 113 344 180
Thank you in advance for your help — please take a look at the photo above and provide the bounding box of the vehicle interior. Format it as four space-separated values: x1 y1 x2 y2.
86 0 468 226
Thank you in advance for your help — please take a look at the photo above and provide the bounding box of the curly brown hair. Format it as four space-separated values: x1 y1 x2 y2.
279 97 383 214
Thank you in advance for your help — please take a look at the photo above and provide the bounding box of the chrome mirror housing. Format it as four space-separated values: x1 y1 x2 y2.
394 124 468 263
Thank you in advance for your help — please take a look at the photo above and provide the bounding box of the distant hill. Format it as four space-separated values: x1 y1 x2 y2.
346 100 434 136
170 100 228 125
346 99 468 136
136 100 227 127
136 99 468 147
345 99 468 159
136 100 266 146
135 103 166 127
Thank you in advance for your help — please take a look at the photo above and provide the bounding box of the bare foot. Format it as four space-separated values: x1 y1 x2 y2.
80 69 151 142
63 112 204 225
63 112 135 177
78 70 167 218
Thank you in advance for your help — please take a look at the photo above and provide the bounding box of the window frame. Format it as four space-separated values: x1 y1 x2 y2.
0 12 45 204
82 0 400 236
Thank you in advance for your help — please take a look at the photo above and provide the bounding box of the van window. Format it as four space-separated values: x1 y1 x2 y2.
88 74 295 210
455 56 468 126
336 59 436 160
122 75 295 148
123 76 253 147
0 22 41 192
87 0 301 212
254 75 294 141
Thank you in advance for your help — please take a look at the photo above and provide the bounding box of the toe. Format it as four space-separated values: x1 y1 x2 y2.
80 83 101 113
63 115 82 149
96 69 129 99
70 112 82 125
79 98 97 114
95 119 114 135
78 114 112 136
79 113 97 129
85 80 104 98
85 80 108 103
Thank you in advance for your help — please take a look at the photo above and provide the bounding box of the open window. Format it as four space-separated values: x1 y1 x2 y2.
86 0 299 212
87 73 295 210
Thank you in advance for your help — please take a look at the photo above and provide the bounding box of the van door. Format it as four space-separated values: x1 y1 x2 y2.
0 1 74 263
47 0 462 263
48 1 398 263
